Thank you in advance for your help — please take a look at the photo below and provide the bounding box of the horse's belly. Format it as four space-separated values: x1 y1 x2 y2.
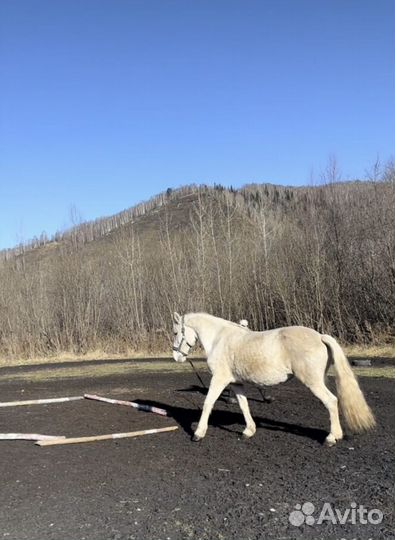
232 341 292 386
234 363 292 386
242 368 291 386
258 371 292 386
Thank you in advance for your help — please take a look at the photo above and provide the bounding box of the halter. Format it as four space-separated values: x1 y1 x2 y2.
172 316 195 357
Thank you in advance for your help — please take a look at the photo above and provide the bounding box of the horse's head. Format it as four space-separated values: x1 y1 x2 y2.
172 312 197 362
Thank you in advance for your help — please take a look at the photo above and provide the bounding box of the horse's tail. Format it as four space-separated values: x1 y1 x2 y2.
321 334 376 433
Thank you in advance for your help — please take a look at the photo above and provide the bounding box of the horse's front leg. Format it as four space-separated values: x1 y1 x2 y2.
193 373 231 441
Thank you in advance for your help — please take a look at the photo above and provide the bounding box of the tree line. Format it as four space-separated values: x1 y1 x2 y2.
0 163 393 358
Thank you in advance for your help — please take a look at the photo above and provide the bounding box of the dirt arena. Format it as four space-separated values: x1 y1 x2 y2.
0 359 393 540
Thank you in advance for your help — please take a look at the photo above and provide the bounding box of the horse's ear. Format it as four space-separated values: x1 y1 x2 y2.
173 312 181 323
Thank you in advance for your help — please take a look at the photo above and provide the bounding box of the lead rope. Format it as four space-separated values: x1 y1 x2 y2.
188 359 207 390
181 316 206 390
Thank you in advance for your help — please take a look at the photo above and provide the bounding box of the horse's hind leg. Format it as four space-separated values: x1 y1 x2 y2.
306 381 343 446
193 373 231 441
232 384 256 439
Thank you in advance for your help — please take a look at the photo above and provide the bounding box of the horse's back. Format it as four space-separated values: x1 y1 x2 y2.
275 325 324 353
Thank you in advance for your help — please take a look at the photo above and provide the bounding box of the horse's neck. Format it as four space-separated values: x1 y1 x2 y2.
185 313 223 356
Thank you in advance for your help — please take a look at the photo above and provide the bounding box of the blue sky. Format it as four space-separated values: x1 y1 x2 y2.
0 0 394 249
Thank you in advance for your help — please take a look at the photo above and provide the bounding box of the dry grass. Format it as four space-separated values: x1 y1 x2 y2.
0 359 208 384
0 349 167 368
0 354 392 385
351 366 394 378
327 365 394 379
345 343 394 360
0 362 392 384
0 348 207 368
0 343 393 369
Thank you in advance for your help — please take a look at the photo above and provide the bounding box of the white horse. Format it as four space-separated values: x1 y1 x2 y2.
172 312 375 446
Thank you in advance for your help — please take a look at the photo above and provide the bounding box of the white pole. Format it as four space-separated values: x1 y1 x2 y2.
0 396 84 407
0 433 66 441
36 425 178 446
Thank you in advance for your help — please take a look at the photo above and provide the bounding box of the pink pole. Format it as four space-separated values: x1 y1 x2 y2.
84 394 168 416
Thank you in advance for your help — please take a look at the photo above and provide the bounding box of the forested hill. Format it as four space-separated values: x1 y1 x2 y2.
0 182 316 261
0 171 394 358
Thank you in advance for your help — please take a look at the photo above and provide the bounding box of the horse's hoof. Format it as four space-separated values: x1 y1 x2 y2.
192 434 202 442
324 436 336 447
241 432 254 440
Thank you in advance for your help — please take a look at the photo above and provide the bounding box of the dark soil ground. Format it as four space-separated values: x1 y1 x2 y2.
0 359 393 540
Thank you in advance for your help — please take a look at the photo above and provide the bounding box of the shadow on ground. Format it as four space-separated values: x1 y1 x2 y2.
133 394 328 444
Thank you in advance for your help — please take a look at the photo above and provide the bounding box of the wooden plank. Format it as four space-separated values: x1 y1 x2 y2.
36 425 178 447
0 396 84 407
